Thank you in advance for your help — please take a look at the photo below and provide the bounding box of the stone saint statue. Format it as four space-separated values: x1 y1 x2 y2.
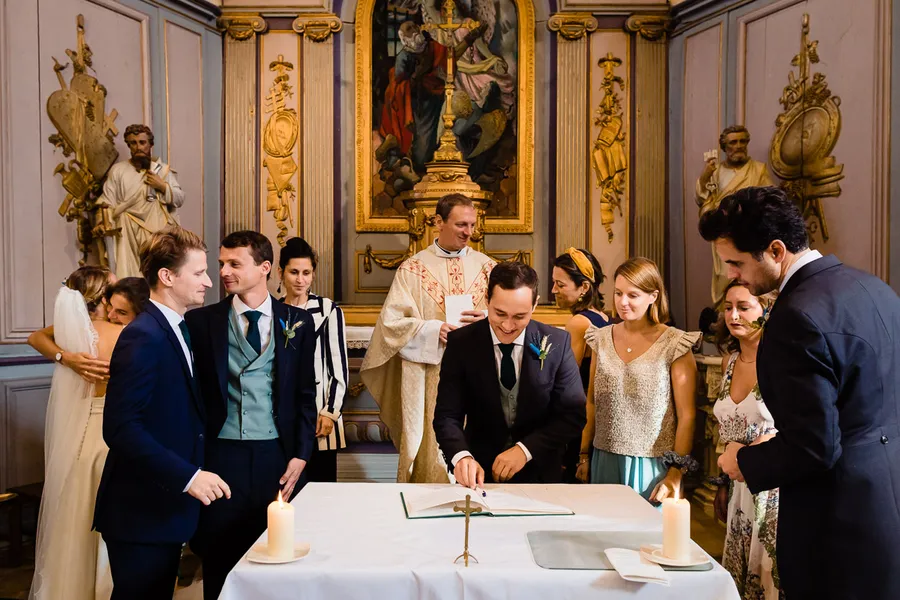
695 125 773 304
96 124 184 278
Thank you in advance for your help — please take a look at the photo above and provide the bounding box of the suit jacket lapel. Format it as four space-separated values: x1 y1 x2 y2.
146 302 204 415
476 320 506 429
272 297 292 414
211 297 232 408
515 321 541 428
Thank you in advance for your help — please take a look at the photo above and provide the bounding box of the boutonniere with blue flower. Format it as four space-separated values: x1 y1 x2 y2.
280 311 304 349
528 335 553 370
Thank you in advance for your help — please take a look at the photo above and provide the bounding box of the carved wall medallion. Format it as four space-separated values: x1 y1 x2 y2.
624 14 671 41
46 15 120 266
217 14 267 41
769 14 843 243
591 53 627 243
262 55 300 246
292 14 343 43
547 13 598 41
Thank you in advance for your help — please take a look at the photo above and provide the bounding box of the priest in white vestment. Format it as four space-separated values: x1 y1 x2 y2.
96 124 184 279
361 194 496 483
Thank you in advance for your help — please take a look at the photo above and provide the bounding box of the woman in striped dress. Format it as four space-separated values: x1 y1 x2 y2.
279 237 349 482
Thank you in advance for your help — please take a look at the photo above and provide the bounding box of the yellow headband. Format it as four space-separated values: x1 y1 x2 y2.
565 247 595 283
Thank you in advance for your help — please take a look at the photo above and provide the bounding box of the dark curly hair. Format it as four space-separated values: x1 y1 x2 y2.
698 186 808 260
104 277 150 315
279 237 318 271
124 124 154 147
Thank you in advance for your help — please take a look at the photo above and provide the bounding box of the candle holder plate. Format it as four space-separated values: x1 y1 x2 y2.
639 544 710 568
247 542 311 564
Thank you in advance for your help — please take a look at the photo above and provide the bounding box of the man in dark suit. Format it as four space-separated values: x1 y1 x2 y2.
94 227 231 600
700 186 900 599
433 261 586 487
185 231 317 600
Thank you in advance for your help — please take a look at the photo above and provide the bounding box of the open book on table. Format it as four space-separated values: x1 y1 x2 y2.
401 486 574 519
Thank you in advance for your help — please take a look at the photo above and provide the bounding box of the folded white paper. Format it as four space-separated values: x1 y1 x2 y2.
604 548 670 586
445 294 474 327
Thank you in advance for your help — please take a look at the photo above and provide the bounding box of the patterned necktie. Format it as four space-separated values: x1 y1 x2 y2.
498 343 517 390
177 320 193 355
244 310 262 355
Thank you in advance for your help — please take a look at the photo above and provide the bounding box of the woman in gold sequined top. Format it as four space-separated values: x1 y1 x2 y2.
576 258 700 503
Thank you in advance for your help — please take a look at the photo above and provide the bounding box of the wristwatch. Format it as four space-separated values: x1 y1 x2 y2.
54 352 63 363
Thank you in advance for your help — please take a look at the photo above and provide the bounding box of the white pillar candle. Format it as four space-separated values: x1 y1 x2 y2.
267 490 295 559
661 498 691 561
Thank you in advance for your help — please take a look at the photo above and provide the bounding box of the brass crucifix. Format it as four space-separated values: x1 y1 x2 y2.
421 0 480 162
453 494 482 566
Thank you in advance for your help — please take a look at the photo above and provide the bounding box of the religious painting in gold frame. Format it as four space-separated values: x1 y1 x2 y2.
355 0 534 233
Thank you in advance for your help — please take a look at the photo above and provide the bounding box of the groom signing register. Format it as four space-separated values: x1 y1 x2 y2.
433 262 587 486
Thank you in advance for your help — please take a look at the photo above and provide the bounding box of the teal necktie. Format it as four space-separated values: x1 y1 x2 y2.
244 310 262 355
177 320 193 355
498 343 516 389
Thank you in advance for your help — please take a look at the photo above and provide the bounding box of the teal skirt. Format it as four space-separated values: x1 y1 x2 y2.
591 447 667 502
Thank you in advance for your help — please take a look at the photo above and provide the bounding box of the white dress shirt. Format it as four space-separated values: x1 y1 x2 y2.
150 299 192 376
150 299 199 491
450 325 533 469
232 294 273 351
779 250 823 293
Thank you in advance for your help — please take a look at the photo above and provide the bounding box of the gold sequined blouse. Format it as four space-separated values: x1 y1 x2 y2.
585 325 701 458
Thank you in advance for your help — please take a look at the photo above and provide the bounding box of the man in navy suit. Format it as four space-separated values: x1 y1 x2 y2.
186 231 317 599
94 227 231 600
700 186 900 599
433 261 586 486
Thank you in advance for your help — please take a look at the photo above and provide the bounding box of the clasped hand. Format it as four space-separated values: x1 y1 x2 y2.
717 442 746 482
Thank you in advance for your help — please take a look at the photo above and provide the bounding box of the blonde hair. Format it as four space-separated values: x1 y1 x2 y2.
140 226 207 289
612 257 669 325
65 266 111 314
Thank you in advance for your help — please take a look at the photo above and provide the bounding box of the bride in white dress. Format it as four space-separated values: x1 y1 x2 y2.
27 267 123 600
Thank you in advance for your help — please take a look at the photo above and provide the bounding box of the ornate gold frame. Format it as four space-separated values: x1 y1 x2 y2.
354 0 535 233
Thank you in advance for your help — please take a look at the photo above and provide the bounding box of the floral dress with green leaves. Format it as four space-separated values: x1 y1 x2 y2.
714 353 783 600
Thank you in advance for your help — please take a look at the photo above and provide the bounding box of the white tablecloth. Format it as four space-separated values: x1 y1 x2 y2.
219 483 739 600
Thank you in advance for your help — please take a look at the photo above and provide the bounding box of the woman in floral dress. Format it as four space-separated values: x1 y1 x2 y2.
713 281 782 600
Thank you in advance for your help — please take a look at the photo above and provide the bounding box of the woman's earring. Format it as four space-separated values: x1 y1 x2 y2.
578 294 584 302
277 282 282 294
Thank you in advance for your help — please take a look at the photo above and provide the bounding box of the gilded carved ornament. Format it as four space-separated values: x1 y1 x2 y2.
591 53 627 243
769 13 843 243
217 14 267 41
262 55 300 247
46 15 120 266
292 14 343 42
547 13 598 41
624 14 671 41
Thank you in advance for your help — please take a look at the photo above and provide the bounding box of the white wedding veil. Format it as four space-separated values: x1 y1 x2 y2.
30 286 98 599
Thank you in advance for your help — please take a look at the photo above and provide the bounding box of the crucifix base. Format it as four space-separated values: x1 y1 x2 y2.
454 551 480 567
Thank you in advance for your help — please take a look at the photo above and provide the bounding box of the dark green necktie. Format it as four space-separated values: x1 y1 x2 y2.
177 320 193 355
498 343 517 390
244 310 262 355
